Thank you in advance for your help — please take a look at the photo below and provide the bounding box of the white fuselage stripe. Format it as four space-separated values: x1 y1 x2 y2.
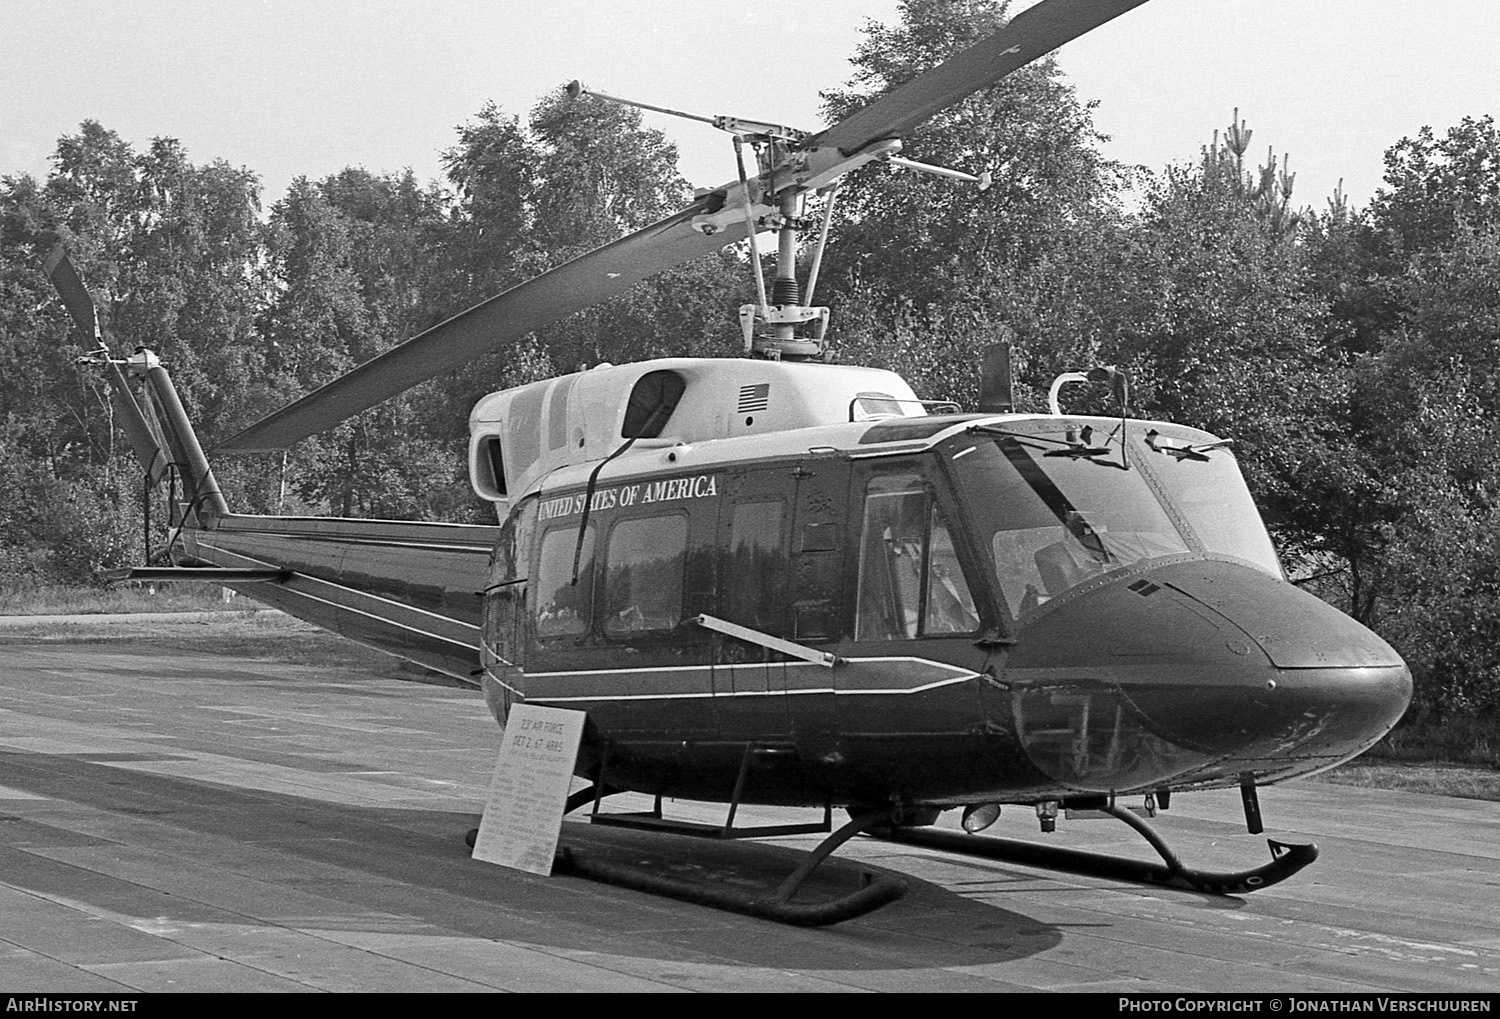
525 676 972 704
523 656 973 679
517 658 979 705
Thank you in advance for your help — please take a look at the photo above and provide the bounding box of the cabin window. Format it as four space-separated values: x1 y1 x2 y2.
602 514 688 635
484 436 507 496
547 375 577 452
1132 433 1281 575
534 524 595 637
852 391 905 421
724 500 787 632
856 473 979 640
509 384 546 476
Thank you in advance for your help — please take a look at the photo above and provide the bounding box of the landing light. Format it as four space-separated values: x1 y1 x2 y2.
961 802 1002 833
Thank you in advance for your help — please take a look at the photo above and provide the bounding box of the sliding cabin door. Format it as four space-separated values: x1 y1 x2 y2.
785 456 852 753
710 456 853 753
712 466 794 740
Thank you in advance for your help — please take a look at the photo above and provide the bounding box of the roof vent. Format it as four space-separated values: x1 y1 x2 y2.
623 369 686 439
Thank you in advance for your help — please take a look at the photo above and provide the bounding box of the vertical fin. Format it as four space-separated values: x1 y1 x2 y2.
44 244 224 528
44 245 170 484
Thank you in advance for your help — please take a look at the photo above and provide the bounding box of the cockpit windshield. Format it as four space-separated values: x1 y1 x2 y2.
948 421 1280 619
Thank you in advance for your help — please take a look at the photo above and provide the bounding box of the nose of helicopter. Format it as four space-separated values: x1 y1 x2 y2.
1006 560 1412 791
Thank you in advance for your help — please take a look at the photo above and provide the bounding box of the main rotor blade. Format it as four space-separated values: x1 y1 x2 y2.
807 0 1151 155
219 0 1148 454
217 197 749 453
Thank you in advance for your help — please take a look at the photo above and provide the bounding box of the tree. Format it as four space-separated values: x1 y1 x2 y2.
527 88 690 259
808 0 1127 422
1370 115 1500 256
524 87 739 374
438 102 538 311
259 169 472 519
818 0 1121 319
1 123 268 576
1298 118 1500 717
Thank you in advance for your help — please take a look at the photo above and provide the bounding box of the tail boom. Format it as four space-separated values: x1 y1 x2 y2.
181 514 499 684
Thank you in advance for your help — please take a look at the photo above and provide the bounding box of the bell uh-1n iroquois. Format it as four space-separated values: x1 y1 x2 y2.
46 0 1411 925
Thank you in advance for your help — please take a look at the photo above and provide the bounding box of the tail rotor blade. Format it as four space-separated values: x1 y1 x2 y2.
43 244 170 484
43 244 101 344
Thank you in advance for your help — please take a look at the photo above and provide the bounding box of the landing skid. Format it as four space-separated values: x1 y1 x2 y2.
870 803 1317 895
465 768 907 926
556 805 907 926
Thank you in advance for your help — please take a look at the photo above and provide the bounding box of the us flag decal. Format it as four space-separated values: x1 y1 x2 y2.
737 383 770 413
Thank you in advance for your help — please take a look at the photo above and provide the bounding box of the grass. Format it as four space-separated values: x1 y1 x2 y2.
1314 712 1500 801
0 601 467 687
1366 713 1500 770
1313 759 1500 801
0 582 249 616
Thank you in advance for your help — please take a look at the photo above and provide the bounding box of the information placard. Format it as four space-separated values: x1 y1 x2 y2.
471 704 586 876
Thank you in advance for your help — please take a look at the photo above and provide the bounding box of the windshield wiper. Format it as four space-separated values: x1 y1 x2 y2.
1044 443 1114 460
971 424 1128 469
970 423 1102 454
1144 429 1233 462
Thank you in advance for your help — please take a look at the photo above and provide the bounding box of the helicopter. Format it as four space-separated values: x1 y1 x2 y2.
44 0 1411 926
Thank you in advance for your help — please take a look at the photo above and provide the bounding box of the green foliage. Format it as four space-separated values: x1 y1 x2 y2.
0 434 141 587
1371 115 1500 255
6 5 1500 746
1351 228 1500 715
1301 125 1500 719
1 92 741 534
819 0 1132 439
819 0 1120 319
527 89 690 258
1370 713 1500 769
256 168 469 518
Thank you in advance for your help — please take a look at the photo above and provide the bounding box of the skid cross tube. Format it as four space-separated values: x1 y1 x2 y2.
586 745 834 839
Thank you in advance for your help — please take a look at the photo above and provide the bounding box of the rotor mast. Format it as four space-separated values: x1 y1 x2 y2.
569 81 987 362
736 142 829 362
